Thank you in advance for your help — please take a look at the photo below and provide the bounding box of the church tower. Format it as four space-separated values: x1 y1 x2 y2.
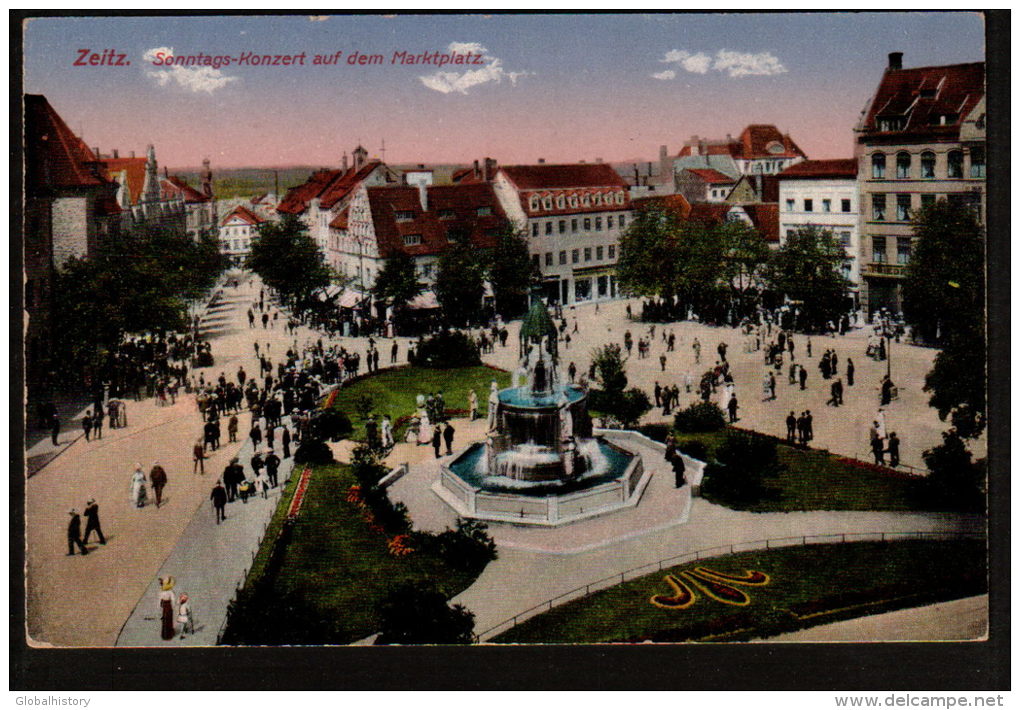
142 144 160 206
201 158 213 198
353 144 368 170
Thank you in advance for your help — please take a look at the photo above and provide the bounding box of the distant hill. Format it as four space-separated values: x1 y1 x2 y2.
171 166 322 200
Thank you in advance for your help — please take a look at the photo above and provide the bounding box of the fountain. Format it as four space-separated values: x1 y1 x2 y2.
435 300 652 526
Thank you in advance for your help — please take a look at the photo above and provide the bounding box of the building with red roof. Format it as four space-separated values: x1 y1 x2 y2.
854 52 985 315
219 204 266 266
493 162 633 304
330 181 507 294
676 167 738 204
674 124 807 182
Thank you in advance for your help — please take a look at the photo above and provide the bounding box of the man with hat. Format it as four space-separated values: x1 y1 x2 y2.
67 509 88 555
82 498 105 545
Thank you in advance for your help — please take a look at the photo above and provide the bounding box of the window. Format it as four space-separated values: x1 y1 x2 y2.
593 193 603 206
581 194 591 207
841 198 852 212
559 220 566 234
595 217 602 231
583 218 591 230
532 254 540 267
568 195 578 208
529 196 539 211
920 194 937 209
871 153 886 179
395 210 415 222
571 218 578 232
896 194 911 221
543 197 553 210
970 147 985 178
619 215 626 229
559 250 567 265
608 244 616 259
596 245 604 260
572 249 579 264
838 231 852 248
896 152 911 179
872 236 887 263
947 151 963 178
545 252 553 266
804 199 813 212
403 234 421 246
878 117 905 131
872 194 886 221
786 199 795 212
584 247 592 262
532 223 539 237
476 206 492 217
921 152 936 179
897 238 912 265
556 195 565 209
616 192 625 205
822 199 831 213
607 216 614 229
545 221 553 235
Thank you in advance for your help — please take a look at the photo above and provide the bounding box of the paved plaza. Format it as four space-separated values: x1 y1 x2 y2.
24 273 982 647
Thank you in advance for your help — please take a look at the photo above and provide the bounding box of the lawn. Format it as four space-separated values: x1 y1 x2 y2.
224 463 483 644
492 538 987 644
669 428 925 512
332 365 511 441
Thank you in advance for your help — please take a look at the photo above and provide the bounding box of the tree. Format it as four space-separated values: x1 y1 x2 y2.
435 227 485 326
374 581 475 645
919 430 985 511
903 201 985 439
372 252 424 328
766 225 850 331
246 214 331 308
486 221 538 318
718 220 771 318
587 343 651 427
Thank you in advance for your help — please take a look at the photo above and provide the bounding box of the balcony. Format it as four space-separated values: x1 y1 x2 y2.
862 262 906 278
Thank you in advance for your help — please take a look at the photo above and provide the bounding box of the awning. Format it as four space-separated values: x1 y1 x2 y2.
407 291 440 310
338 289 367 309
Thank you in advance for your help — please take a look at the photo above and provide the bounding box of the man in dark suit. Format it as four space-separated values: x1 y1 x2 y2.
432 425 442 459
211 481 228 524
67 509 88 555
443 421 456 456
82 499 105 545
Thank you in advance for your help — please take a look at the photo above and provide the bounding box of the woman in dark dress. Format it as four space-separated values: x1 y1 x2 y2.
158 577 176 640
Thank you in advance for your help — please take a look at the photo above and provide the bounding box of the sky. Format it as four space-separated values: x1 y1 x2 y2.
22 13 986 170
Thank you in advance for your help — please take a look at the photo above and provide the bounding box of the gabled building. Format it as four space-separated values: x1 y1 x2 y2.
276 146 398 255
777 159 861 299
97 145 190 235
333 181 507 292
725 174 780 204
493 163 633 304
854 52 985 315
676 168 738 203
675 124 807 180
161 159 217 239
219 204 266 266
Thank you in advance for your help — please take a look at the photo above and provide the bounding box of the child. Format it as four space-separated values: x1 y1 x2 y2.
177 593 194 638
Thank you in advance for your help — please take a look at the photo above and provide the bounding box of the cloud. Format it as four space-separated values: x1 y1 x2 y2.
656 48 786 79
420 41 531 94
143 46 238 94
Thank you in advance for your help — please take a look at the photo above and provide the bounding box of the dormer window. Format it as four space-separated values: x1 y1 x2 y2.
403 234 422 246
542 196 553 210
395 210 415 222
919 88 937 99
581 193 591 207
529 195 539 211
616 192 625 205
568 195 579 208
555 195 565 209
878 116 905 132
593 193 602 206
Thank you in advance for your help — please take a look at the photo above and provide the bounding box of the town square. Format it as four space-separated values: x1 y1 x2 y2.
16 11 999 675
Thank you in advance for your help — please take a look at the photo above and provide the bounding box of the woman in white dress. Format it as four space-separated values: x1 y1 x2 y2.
131 464 148 508
417 410 433 446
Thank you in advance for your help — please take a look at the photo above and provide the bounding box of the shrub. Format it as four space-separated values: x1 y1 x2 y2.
374 581 475 645
311 408 352 441
431 518 498 573
674 402 726 433
411 330 481 369
637 423 670 443
352 394 374 422
677 439 709 462
223 583 348 645
350 444 388 487
700 430 783 506
362 486 412 535
917 430 985 511
293 437 335 465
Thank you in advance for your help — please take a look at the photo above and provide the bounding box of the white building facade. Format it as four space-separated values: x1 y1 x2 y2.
218 205 265 267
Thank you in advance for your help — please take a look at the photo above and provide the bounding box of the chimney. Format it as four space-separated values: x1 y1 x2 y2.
633 164 639 184
484 157 496 181
113 149 119 159
473 159 480 178
418 182 428 212
647 162 653 177
130 151 135 158
537 158 545 164
888 52 903 71
342 154 348 172
659 145 668 161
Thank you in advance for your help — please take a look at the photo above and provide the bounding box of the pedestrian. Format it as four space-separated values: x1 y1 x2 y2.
871 430 885 465
265 449 281 488
468 389 478 421
149 462 168 508
66 509 88 555
157 577 176 641
664 433 677 463
886 432 901 468
568 362 577 383
654 382 662 408
82 498 105 545
693 338 701 364
281 426 292 458
804 410 814 442
211 480 227 523
799 365 807 391
432 424 442 459
443 421 455 455
227 414 239 443
192 440 206 475
250 450 265 483
727 395 739 423
262 312 269 329
82 410 93 442
177 593 195 638
391 340 398 364
223 458 243 502
672 450 686 488
50 413 60 446
381 415 394 448
806 337 812 358
92 410 103 439
131 464 148 508
785 411 796 443
846 358 855 387
250 422 262 449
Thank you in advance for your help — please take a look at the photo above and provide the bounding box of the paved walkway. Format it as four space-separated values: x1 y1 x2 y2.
756 594 988 642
